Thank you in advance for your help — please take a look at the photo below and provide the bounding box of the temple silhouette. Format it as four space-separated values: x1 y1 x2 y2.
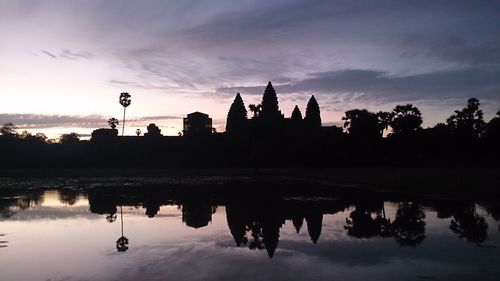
1 183 498 258
0 81 499 168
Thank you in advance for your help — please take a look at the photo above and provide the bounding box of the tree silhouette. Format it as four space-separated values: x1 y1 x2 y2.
34 133 48 143
304 95 321 130
484 111 500 142
226 93 248 134
377 111 393 135
0 123 17 137
108 118 119 129
135 128 141 136
145 123 161 137
248 104 262 119
60 132 79 144
119 92 131 136
342 109 380 140
446 98 484 140
390 104 423 136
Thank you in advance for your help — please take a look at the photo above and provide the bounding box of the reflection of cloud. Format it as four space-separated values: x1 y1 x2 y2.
100 233 500 281
0 206 99 221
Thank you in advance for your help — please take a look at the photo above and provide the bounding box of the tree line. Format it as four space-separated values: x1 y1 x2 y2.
0 82 499 168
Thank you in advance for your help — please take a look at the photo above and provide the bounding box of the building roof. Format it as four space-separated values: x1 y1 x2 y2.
187 111 209 118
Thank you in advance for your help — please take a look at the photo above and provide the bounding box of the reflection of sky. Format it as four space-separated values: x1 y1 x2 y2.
1 198 500 281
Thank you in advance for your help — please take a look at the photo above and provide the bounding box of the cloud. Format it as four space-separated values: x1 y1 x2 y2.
0 114 182 129
59 49 93 60
400 35 500 66
41 50 57 59
2 0 500 129
40 49 93 60
216 66 500 104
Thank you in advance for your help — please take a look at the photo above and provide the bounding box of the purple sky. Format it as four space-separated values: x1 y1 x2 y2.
1 0 499 137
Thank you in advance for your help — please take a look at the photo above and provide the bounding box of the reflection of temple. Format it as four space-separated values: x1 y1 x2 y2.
2 186 499 258
182 200 215 229
226 199 348 258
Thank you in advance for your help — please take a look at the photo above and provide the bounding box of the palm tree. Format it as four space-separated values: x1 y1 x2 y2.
119 92 132 136
116 205 129 252
377 111 393 135
248 104 262 119
108 118 119 129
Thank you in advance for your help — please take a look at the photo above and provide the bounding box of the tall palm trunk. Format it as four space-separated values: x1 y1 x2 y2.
122 107 126 136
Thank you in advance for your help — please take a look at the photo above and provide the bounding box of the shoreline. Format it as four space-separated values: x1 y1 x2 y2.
0 167 499 197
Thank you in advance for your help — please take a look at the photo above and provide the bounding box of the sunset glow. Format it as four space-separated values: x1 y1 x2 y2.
1 1 499 138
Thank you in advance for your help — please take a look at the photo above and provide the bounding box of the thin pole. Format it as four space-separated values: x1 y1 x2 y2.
120 205 124 236
122 107 126 136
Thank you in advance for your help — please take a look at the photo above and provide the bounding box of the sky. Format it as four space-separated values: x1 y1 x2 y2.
0 0 499 138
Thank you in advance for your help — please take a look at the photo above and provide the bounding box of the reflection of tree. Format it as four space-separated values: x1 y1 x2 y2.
182 199 214 229
391 202 426 246
16 191 45 210
116 236 129 252
433 201 490 244
106 214 117 223
116 206 129 252
483 203 500 221
344 200 391 239
248 222 264 250
88 189 118 222
0 203 16 218
144 201 161 218
58 189 79 206
450 206 488 244
1 189 45 217
345 209 381 238
483 203 500 233
376 212 392 238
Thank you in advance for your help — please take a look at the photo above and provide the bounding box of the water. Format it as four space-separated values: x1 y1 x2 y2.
1 177 499 281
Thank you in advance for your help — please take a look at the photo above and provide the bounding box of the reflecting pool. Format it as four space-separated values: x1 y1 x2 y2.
1 177 499 281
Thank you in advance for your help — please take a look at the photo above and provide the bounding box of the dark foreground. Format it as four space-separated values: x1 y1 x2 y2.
1 175 499 281
1 167 499 196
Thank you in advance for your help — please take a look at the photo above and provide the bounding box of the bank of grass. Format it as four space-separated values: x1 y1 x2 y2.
0 167 498 196
309 167 500 196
